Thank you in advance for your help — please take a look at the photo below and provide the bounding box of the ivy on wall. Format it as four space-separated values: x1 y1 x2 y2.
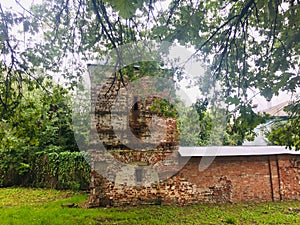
0 151 90 191
33 151 90 191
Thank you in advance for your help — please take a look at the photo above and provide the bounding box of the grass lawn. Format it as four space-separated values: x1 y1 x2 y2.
1 188 300 224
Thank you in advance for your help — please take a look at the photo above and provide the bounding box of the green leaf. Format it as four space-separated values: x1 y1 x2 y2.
226 96 240 106
106 0 140 19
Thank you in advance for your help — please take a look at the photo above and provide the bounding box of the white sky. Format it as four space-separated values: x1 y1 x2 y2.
1 0 41 10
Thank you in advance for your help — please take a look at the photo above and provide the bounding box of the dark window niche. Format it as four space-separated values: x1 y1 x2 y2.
135 167 143 182
133 96 138 110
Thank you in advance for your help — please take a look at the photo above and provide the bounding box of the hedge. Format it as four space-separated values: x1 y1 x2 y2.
0 151 90 191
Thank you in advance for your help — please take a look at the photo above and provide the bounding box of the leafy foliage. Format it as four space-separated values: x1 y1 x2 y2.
0 0 299 150
177 99 212 146
178 99 269 146
30 151 90 191
226 104 269 145
0 81 78 153
150 98 177 118
267 118 300 150
266 100 300 150
0 79 88 188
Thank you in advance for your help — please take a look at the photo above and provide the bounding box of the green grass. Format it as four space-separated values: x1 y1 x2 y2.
1 188 300 224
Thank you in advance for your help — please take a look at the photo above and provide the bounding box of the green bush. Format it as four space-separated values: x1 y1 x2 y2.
33 151 91 191
0 81 90 190
0 151 90 191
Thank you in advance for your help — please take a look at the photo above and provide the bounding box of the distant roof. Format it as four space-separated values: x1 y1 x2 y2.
260 101 290 117
179 146 299 157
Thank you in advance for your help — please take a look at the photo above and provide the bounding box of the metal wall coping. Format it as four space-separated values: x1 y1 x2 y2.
179 146 300 157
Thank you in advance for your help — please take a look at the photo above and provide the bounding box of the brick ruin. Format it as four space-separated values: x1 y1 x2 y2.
87 65 300 207
87 65 184 207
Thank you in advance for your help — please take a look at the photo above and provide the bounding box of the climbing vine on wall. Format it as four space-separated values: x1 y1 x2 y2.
12 151 91 191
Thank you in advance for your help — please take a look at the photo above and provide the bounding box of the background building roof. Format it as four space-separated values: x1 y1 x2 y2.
260 101 290 117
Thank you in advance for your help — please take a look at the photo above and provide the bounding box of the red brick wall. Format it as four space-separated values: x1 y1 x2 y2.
277 155 300 200
88 154 300 207
181 154 300 203
178 156 273 202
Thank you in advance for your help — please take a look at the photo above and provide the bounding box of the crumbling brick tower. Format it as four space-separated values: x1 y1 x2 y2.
87 64 180 207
